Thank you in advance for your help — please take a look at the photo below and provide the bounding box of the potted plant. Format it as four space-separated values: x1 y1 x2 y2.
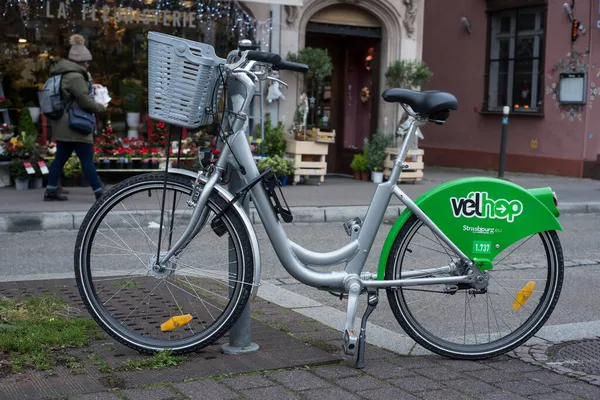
0 96 12 109
0 123 14 140
18 107 38 139
62 156 78 186
120 78 142 139
350 154 367 180
257 155 295 186
9 160 29 190
287 48 333 129
364 132 391 184
30 161 44 189
25 101 41 124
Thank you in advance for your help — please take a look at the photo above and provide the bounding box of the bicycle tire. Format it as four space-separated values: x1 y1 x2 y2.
74 172 255 354
385 213 564 360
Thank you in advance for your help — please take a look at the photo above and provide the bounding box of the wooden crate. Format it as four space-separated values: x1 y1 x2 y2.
315 129 336 144
383 148 424 183
285 140 329 185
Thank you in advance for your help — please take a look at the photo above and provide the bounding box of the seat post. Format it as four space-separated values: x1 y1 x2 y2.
389 118 426 183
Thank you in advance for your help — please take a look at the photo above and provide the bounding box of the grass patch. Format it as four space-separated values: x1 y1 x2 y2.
0 295 102 373
120 350 187 371
111 280 137 288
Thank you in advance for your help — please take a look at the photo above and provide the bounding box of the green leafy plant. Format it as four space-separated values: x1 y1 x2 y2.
364 132 392 172
257 155 294 177
287 47 333 91
255 113 286 158
350 153 368 173
120 78 142 113
63 156 81 177
385 59 433 90
8 160 29 181
18 108 37 139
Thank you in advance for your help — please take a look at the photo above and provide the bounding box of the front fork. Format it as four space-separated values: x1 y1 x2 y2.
159 168 222 265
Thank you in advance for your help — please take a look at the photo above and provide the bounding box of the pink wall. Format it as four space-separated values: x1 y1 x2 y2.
421 0 600 168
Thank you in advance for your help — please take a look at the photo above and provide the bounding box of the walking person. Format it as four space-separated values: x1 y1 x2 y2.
44 34 107 201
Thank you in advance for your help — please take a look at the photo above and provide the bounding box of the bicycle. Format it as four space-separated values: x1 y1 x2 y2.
74 32 564 369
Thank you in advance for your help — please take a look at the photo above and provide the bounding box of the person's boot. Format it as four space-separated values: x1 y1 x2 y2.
94 188 105 200
44 189 68 201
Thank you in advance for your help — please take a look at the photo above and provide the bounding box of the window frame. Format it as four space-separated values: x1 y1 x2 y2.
482 5 548 116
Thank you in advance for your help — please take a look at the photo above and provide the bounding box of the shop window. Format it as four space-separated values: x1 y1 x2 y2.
485 6 545 113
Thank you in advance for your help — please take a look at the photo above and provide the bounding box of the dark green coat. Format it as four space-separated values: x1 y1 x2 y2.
50 59 106 145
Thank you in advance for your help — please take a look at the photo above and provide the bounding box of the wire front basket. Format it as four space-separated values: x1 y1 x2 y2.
147 32 226 129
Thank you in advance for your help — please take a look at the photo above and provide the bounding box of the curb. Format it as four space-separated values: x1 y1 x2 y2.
0 202 598 233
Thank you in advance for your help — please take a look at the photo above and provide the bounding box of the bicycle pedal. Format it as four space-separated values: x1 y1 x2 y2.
343 329 358 356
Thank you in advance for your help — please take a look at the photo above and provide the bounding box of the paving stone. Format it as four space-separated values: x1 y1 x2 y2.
335 375 390 392
389 375 444 392
121 386 181 400
557 382 600 399
301 387 361 400
479 392 528 400
495 379 556 396
310 365 363 380
522 370 580 385
172 380 238 400
529 392 590 400
411 366 466 381
465 368 530 384
70 393 123 400
419 389 473 400
441 378 498 395
361 359 415 379
267 370 331 391
486 359 543 372
242 386 302 400
219 374 275 391
434 359 492 372
388 356 445 369
356 387 420 400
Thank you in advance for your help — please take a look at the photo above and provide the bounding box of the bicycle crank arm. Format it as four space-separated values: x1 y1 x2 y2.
343 277 362 356
362 275 471 289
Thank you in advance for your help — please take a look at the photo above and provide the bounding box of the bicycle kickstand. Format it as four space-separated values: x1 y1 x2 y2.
355 290 379 369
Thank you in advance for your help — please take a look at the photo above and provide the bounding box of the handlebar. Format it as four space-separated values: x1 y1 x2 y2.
237 50 308 74
272 60 309 73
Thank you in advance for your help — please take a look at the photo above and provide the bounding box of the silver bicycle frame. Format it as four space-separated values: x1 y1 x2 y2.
159 54 474 293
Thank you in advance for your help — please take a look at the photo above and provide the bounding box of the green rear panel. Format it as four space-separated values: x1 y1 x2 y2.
377 177 562 279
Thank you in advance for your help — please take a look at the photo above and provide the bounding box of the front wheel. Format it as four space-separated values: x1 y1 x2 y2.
74 172 255 354
385 214 564 359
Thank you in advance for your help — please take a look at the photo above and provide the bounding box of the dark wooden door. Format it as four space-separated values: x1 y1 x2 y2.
306 32 381 174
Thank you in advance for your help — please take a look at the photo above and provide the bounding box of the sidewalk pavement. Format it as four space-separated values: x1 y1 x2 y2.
2 276 600 400
1 166 599 232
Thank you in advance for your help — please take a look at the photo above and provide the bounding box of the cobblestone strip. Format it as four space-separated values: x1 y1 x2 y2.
74 352 600 400
509 338 600 388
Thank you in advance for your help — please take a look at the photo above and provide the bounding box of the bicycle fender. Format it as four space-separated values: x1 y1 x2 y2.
377 177 563 279
168 168 262 298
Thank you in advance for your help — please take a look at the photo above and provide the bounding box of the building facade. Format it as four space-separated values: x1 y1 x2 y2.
421 0 600 178
0 0 425 174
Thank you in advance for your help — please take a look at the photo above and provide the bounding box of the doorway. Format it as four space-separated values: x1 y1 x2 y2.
305 21 382 174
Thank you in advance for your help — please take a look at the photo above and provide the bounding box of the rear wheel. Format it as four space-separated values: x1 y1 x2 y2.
74 172 255 354
385 214 564 359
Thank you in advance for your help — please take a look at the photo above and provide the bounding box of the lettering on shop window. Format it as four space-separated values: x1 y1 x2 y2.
44 1 200 28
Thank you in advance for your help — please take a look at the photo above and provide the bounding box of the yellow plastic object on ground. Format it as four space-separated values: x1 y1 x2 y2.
512 281 536 311
160 314 193 332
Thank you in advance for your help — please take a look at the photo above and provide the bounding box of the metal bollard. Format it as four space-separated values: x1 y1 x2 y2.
220 145 259 354
498 106 510 179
